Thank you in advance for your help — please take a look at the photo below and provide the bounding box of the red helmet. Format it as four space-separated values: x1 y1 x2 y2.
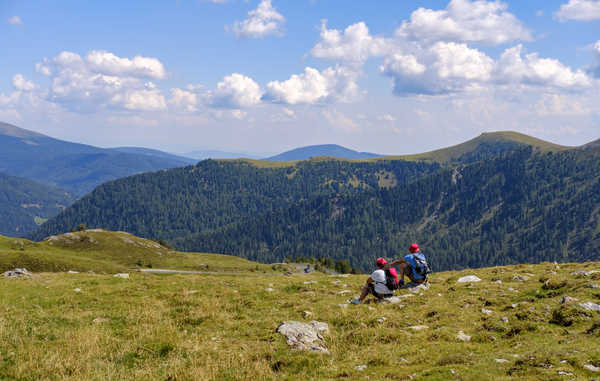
376 257 387 266
409 243 419 253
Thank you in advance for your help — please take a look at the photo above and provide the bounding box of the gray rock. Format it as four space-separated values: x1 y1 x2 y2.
67 270 79 274
3 268 32 278
561 296 578 305
481 308 493 315
495 358 509 363
456 331 471 342
356 365 367 371
579 302 600 312
265 287 275 292
512 274 530 282
457 275 481 283
584 364 600 372
302 310 313 318
501 317 509 323
276 321 330 353
113 273 129 279
377 317 387 323
585 284 600 289
557 370 573 376
572 270 600 277
408 325 429 331
93 317 110 323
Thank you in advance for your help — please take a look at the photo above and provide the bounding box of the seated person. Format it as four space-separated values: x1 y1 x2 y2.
350 257 394 304
389 243 428 286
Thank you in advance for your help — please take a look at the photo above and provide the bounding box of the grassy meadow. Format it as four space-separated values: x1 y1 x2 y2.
2 234 600 380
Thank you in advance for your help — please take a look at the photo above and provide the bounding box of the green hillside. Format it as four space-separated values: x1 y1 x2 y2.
2 259 600 379
0 172 74 236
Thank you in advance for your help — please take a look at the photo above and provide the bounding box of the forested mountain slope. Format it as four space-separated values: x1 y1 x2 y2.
174 147 600 272
0 172 74 236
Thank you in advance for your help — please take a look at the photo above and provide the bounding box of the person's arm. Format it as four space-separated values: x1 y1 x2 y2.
389 258 406 267
366 276 374 284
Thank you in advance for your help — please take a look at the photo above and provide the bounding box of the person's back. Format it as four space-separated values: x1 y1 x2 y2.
390 243 430 285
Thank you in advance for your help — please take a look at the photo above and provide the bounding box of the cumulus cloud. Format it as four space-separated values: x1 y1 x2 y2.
311 21 391 64
12 74 36 91
555 0 600 21
211 73 263 108
8 16 23 25
232 0 285 38
535 93 592 116
265 66 360 105
34 51 167 112
396 0 532 45
169 88 198 112
494 45 591 89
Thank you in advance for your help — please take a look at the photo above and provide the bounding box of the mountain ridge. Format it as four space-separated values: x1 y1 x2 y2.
265 144 381 162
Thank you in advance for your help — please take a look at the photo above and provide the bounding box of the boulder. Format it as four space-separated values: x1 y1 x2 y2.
456 331 471 342
276 321 330 354
481 308 493 315
3 268 32 278
113 273 129 279
572 270 600 277
512 274 530 282
457 275 481 283
584 364 600 372
579 302 600 312
407 283 430 293
561 296 579 305
408 325 429 331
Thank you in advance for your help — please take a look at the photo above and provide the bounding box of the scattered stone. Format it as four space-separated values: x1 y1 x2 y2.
450 369 455 375
92 317 110 323
338 304 348 309
303 281 317 285
493 280 502 284
585 284 600 289
74 288 82 293
87 270 95 274
265 288 275 292
382 296 404 304
368 307 376 311
406 283 431 293
557 371 573 376
269 283 274 287
331 280 342 284
501 317 509 323
508 288 519 292
584 364 600 372
495 359 509 363
437 293 443 297
337 290 351 295
67 270 79 274
377 317 387 323
408 325 429 331
356 365 367 371
512 275 530 282
456 331 471 342
399 358 409 363
183 290 199 295
211 337 217 341
481 308 493 315
113 273 129 279
276 321 330 354
579 302 600 312
457 275 481 283
3 268 32 278
572 270 600 277
561 296 579 305
302 311 313 318
398 294 415 299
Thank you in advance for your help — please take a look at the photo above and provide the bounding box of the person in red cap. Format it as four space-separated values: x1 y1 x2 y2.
389 243 430 286
350 257 395 304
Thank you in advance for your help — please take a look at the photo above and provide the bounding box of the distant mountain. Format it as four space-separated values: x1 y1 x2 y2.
110 147 196 164
0 172 74 236
0 122 193 197
184 149 263 160
387 131 570 164
265 144 381 161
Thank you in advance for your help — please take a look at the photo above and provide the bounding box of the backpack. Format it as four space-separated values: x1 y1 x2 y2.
408 253 432 279
384 267 399 290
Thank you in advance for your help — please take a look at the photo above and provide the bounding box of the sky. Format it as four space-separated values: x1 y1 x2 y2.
1 0 599 156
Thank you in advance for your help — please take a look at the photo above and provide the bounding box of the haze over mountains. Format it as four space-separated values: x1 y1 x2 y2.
31 131 600 272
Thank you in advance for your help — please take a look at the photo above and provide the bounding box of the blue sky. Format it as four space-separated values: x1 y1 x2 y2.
1 0 599 155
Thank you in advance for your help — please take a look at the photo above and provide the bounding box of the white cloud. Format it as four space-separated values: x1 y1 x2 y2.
381 42 493 95
86 50 166 80
169 88 198 112
494 45 592 89
311 21 391 64
231 109 247 119
265 66 360 105
34 51 168 112
535 93 592 116
211 73 263 108
322 109 360 132
232 0 285 38
396 0 532 45
555 0 600 21
8 16 23 25
12 74 36 91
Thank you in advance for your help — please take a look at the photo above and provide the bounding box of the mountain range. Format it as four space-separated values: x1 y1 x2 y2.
264 144 380 161
30 130 600 272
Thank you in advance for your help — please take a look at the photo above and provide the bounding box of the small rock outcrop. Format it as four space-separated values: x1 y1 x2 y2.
277 321 330 354
456 331 471 342
457 275 481 283
579 302 600 312
113 273 129 279
3 268 32 278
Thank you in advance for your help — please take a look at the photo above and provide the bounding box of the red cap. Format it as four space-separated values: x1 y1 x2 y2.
376 257 387 266
409 243 419 253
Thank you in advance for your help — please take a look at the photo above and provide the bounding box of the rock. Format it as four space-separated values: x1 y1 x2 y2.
276 321 330 353
265 288 275 292
456 331 471 342
356 365 367 371
92 317 110 323
512 275 530 282
67 270 79 274
337 290 351 295
302 311 313 318
338 304 348 309
74 288 82 293
579 302 600 312
557 370 573 376
406 283 431 293
572 270 600 277
481 308 493 315
368 307 376 311
377 317 387 323
87 270 95 274
331 280 342 284
585 284 600 289
303 281 317 285
508 287 519 292
408 325 429 331
399 358 409 363
3 268 32 278
493 280 502 284
584 364 600 372
495 358 509 363
113 273 129 279
561 296 579 305
501 317 509 323
457 275 481 283
183 290 199 295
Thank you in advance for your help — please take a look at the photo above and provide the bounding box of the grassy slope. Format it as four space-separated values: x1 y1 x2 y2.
0 230 272 274
1 259 600 380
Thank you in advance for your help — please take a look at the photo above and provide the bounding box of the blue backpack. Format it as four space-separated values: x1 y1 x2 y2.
405 253 431 280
